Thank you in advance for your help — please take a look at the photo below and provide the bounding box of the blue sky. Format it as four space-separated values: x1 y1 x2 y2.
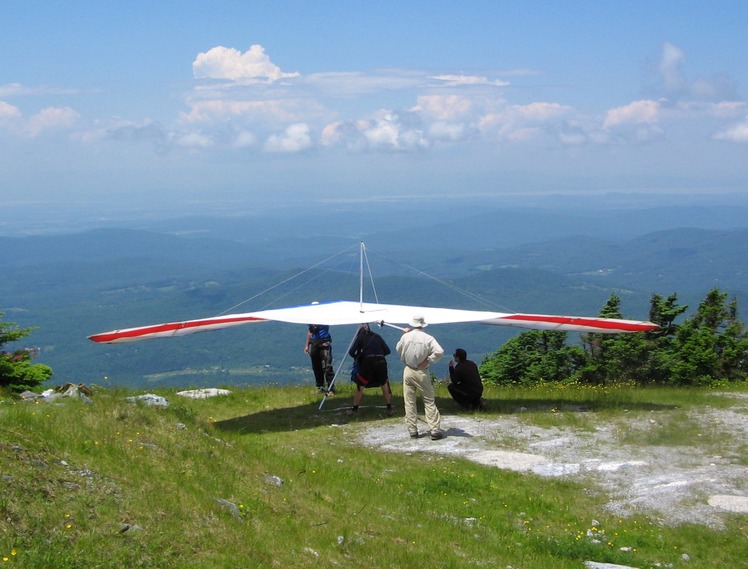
2 1 747 212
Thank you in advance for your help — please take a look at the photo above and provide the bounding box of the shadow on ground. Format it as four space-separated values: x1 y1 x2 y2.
213 393 677 435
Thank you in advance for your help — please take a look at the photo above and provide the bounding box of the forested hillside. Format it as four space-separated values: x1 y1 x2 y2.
3 212 748 388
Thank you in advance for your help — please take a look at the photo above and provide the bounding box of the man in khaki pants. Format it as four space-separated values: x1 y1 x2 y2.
396 315 445 440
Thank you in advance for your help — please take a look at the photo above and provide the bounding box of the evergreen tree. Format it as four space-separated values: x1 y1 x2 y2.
0 313 53 392
577 292 690 385
479 329 585 385
577 293 624 384
604 293 688 385
478 288 748 388
648 293 687 338
668 289 748 385
630 293 688 384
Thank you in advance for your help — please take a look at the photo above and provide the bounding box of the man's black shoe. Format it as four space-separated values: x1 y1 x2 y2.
430 431 445 441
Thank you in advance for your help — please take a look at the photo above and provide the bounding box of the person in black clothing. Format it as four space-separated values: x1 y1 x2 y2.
347 324 394 416
447 348 488 411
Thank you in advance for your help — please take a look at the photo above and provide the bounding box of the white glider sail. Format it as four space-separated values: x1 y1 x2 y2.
89 241 657 344
88 299 657 344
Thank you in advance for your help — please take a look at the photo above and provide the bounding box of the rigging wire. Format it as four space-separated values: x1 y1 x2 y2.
218 241 516 317
218 243 360 315
360 242 380 304
364 246 518 314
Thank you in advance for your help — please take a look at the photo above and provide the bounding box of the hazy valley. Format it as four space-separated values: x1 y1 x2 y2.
3 196 748 388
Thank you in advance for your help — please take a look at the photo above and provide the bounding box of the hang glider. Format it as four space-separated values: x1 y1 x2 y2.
88 299 657 344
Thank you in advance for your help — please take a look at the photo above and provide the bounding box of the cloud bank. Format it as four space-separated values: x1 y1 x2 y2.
179 41 748 154
1 42 745 159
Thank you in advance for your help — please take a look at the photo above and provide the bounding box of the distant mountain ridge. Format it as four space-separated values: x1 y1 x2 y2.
0 228 263 269
440 227 748 296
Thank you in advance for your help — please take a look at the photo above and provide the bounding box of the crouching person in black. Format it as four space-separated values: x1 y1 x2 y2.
447 348 488 411
347 324 394 416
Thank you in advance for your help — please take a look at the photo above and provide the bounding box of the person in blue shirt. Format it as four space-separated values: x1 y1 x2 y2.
305 324 334 393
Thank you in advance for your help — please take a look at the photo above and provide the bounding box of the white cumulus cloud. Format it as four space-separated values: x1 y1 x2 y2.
320 121 368 151
359 111 428 151
513 102 571 121
193 44 300 83
364 119 401 148
428 121 468 142
714 117 748 143
603 100 660 129
412 95 474 121
659 42 687 95
175 131 215 149
479 102 574 142
654 42 739 101
25 107 79 137
0 84 26 98
319 111 430 152
0 100 22 122
264 123 312 152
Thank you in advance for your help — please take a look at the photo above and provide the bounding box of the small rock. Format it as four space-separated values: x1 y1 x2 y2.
176 388 232 399
126 394 169 408
708 494 748 513
585 561 641 569
19 391 41 401
264 475 284 486
215 498 242 519
303 547 319 558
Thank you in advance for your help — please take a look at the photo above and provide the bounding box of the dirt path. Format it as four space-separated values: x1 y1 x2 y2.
357 393 748 528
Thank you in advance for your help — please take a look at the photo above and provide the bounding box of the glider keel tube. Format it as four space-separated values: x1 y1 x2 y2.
88 314 268 344
484 313 658 334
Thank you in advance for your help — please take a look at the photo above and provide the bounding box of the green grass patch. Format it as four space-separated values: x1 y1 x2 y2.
1 383 747 568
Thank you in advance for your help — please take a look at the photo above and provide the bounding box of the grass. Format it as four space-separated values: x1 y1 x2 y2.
1 382 747 568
